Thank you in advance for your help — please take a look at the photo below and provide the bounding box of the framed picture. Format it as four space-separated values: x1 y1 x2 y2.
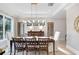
27 20 45 26
27 20 32 26
74 16 79 32
39 20 45 26
33 20 38 26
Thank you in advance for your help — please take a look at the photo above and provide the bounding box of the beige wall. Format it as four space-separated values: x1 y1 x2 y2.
48 18 66 40
66 4 79 54
13 17 20 36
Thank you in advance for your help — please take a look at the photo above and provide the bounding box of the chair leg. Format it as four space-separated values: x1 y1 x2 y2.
39 49 40 55
47 50 48 55
39 51 40 55
22 50 24 55
26 47 28 55
14 50 16 55
47 47 49 55
35 50 36 55
34 48 36 55
26 50 28 55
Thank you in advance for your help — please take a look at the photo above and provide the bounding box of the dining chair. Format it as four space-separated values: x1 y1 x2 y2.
6 32 14 40
54 31 60 51
6 32 14 54
38 37 49 55
25 37 38 55
12 37 26 55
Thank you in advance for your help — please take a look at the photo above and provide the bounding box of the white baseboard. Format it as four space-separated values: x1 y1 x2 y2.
67 45 79 55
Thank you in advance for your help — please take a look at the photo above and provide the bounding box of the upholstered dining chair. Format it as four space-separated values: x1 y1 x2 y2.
54 31 60 51
6 32 14 54
6 32 14 40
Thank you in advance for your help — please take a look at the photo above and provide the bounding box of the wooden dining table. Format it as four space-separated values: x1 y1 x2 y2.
10 37 55 55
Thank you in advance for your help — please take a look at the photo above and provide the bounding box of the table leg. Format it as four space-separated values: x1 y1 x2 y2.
53 41 55 55
10 41 12 55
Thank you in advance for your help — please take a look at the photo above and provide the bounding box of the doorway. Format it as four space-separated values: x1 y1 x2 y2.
47 22 54 36
17 22 25 37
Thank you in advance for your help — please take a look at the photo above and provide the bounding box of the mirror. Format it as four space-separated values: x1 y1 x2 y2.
74 16 79 32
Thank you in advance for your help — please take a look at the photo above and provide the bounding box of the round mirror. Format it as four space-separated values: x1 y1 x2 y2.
74 16 79 32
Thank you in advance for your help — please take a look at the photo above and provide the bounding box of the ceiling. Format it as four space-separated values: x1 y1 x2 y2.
0 3 68 19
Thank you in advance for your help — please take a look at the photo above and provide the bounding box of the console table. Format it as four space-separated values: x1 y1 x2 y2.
28 31 44 36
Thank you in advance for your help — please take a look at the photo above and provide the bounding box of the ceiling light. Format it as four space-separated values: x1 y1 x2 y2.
48 3 54 6
31 3 38 6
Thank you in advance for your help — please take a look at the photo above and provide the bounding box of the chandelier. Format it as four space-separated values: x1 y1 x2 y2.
27 3 45 25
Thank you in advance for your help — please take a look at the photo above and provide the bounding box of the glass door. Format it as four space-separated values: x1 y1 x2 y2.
0 14 13 40
5 16 12 38
0 15 3 39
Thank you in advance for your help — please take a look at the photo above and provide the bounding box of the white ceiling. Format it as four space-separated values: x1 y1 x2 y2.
0 3 68 19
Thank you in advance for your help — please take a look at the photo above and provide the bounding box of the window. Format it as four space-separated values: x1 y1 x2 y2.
5 17 11 32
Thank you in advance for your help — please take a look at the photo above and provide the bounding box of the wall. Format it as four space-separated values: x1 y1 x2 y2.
13 17 19 36
48 18 66 40
66 4 79 54
14 17 48 36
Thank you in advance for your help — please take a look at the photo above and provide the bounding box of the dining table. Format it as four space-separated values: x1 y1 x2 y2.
10 36 55 55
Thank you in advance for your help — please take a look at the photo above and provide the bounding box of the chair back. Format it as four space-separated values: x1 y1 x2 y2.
6 32 13 40
38 37 49 54
54 31 60 41
38 37 49 46
25 37 37 46
12 38 25 48
25 37 38 51
38 38 49 46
